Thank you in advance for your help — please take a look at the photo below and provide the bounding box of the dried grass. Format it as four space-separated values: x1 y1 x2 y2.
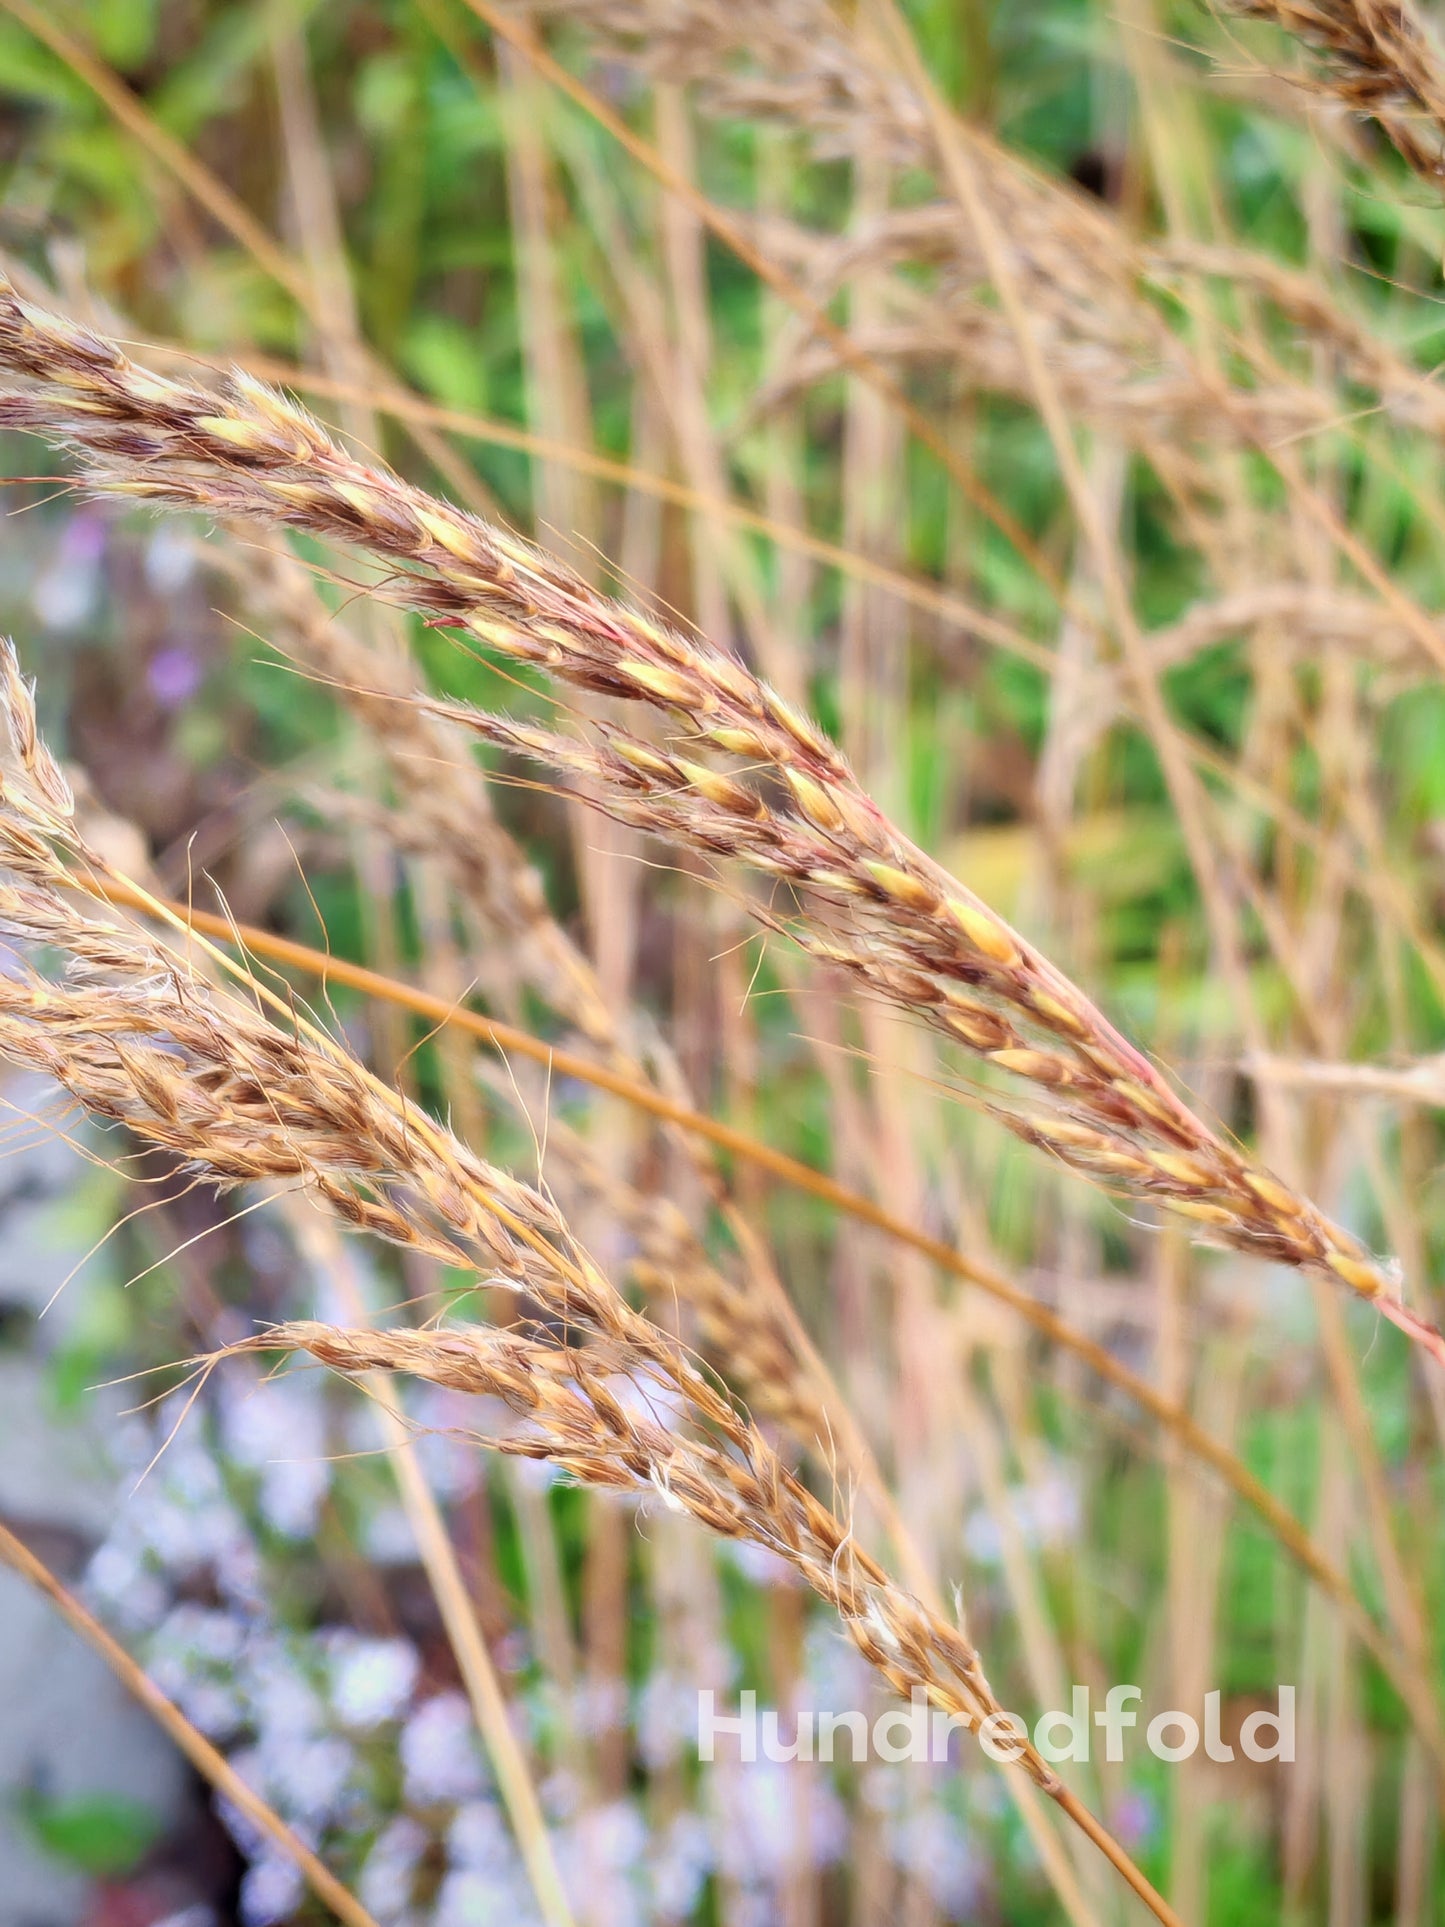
0 280 1432 1367
0 637 1065 1808
1232 0 1445 187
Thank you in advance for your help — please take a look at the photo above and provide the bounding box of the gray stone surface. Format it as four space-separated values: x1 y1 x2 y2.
0 1076 189 1926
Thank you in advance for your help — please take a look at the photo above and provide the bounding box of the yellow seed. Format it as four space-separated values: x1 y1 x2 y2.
677 759 755 813
528 623 578 658
945 897 1020 966
1027 986 1087 1037
708 725 769 759
1325 1249 1384 1298
1029 1117 1110 1152
1242 1169 1305 1218
331 477 382 523
617 658 700 707
831 785 887 850
130 370 182 410
635 619 688 663
767 691 825 752
811 867 868 898
943 1010 1000 1049
864 860 937 912
415 504 480 562
1147 1149 1217 1189
465 613 523 656
235 374 313 438
1090 1149 1158 1183
704 652 758 706
266 478 330 513
1123 1081 1188 1132
1162 1198 1236 1227
990 1047 1072 1084
196 414 269 453
616 741 675 781
785 769 844 834
804 936 854 968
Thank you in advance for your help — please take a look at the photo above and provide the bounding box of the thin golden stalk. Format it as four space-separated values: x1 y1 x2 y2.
0 1518 381 1927
286 1212 575 1927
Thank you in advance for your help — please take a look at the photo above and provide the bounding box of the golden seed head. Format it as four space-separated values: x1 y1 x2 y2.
617 657 702 708
823 784 873 844
266 477 332 514
785 768 845 834
1026 985 1088 1037
1146 1149 1218 1190
1162 1197 1236 1227
1089 1149 1158 1183
703 651 759 708
331 477 383 523
1122 1081 1189 1132
464 613 524 657
863 860 937 912
802 934 855 968
195 414 270 454
129 370 182 409
946 897 1020 966
990 1046 1072 1084
810 867 869 899
708 725 770 759
1242 1168 1306 1219
765 690 826 753
943 1009 1004 1049
677 759 756 813
1028 1117 1110 1152
616 741 675 782
415 503 481 563
233 373 315 437
1324 1248 1385 1299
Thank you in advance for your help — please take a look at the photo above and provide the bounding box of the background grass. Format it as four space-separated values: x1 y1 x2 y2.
0 1 1444 1923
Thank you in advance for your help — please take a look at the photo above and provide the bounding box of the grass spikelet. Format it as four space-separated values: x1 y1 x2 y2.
1233 0 1445 187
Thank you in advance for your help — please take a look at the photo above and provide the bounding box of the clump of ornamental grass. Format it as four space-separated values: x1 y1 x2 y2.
0 281 1434 1371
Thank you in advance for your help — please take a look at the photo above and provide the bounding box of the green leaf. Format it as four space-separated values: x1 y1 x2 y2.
75 0 158 71
19 1789 165 1878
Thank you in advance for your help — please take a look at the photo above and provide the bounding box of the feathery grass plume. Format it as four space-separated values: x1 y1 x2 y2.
222 538 843 1454
544 0 1211 438
223 1317 1012 1747
1231 0 1445 186
219 1325 1193 1921
0 281 1431 1364
0 639 1082 1815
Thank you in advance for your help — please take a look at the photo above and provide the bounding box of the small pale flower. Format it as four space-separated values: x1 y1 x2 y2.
359 1814 429 1917
401 1692 486 1805
239 1851 305 1927
327 1634 420 1730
